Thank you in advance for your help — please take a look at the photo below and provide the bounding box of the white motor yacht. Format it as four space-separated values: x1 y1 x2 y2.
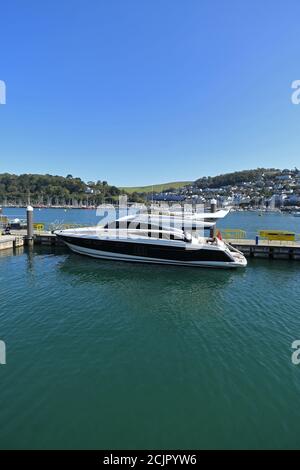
55 221 247 269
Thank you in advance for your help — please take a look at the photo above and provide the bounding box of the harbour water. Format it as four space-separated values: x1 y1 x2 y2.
0 209 300 449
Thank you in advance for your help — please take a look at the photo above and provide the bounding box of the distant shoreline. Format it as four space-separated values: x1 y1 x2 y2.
1 205 98 210
1 205 299 214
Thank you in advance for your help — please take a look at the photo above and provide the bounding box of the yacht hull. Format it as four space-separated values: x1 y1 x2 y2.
58 237 246 268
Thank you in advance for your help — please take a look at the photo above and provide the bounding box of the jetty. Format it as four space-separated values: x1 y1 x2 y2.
0 234 24 251
1 230 300 260
228 239 300 260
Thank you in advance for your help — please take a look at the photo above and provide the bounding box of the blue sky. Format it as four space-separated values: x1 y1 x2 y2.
0 0 300 186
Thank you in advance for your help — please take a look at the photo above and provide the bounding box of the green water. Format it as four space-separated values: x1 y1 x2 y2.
0 210 300 449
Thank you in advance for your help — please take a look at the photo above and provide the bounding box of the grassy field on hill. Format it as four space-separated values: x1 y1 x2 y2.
121 181 192 194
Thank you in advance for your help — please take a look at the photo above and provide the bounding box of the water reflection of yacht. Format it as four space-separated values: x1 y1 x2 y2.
58 253 241 289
